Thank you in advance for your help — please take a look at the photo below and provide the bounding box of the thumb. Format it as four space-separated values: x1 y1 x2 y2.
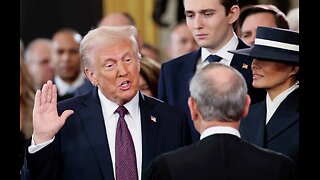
60 110 74 122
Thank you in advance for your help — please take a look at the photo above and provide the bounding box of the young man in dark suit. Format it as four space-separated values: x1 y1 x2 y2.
158 0 265 143
22 25 191 180
144 63 297 180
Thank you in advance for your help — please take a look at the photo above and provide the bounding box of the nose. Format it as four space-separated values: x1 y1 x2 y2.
61 52 70 62
117 61 128 77
251 60 261 70
193 15 203 29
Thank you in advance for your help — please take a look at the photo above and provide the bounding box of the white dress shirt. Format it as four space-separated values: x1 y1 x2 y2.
28 89 143 179
200 126 241 140
196 32 239 70
99 90 142 180
54 73 86 96
266 81 299 124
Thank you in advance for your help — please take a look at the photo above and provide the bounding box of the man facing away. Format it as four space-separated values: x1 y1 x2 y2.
143 63 297 180
22 25 191 180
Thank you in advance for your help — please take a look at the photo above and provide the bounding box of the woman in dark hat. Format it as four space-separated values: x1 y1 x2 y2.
229 26 299 167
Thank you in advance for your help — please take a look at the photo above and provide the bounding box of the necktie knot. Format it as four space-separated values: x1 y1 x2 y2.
206 54 222 63
116 106 128 118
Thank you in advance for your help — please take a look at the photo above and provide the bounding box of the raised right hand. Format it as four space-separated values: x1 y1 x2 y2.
32 80 74 144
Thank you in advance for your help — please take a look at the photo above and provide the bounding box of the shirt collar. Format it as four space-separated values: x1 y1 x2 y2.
266 81 299 109
54 73 86 96
200 126 241 140
98 89 140 120
201 32 239 63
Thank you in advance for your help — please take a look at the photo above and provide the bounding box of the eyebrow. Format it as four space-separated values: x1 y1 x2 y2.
185 9 215 14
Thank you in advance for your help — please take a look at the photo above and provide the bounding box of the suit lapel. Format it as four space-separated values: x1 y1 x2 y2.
139 93 159 173
244 102 266 147
266 89 299 142
178 49 201 107
79 88 114 180
230 38 253 80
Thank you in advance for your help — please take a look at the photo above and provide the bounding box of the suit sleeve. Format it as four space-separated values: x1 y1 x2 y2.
157 64 167 102
25 135 61 180
142 155 172 180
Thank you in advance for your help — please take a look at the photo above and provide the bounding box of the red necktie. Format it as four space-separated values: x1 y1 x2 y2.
115 106 138 180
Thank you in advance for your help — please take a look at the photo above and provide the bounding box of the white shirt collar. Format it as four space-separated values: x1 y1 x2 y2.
200 126 241 140
201 32 239 63
266 81 299 124
98 89 140 120
54 73 86 96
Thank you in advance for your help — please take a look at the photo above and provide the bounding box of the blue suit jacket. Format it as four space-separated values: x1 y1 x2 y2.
240 88 299 166
158 38 265 142
24 88 191 180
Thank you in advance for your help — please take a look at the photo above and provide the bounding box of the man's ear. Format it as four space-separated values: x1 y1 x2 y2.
228 5 240 24
85 68 98 86
241 95 251 119
188 96 199 122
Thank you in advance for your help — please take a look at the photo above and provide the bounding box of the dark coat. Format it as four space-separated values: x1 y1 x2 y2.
158 39 265 142
240 88 299 166
143 134 297 180
23 88 191 180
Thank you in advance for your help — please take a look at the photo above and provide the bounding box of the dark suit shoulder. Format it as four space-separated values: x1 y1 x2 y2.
143 94 186 115
56 91 95 115
162 49 200 70
163 50 196 65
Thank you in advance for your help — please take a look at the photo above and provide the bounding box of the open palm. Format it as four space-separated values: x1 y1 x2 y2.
32 80 74 144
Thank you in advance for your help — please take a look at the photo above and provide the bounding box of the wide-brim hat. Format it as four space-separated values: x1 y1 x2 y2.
229 26 299 64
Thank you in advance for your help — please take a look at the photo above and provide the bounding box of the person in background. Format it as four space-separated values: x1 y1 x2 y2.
22 25 191 180
143 63 297 180
158 0 265 143
24 38 55 90
229 26 299 169
237 4 289 46
20 38 24 60
140 43 161 64
98 12 144 48
139 57 161 97
286 7 299 32
51 28 92 101
20 59 36 172
165 21 198 59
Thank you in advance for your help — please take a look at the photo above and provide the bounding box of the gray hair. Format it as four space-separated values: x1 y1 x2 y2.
189 63 247 122
80 25 141 70
24 38 53 64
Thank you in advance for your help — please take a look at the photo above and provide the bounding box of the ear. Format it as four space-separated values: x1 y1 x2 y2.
228 5 240 24
188 96 199 123
241 95 251 119
289 66 299 76
84 68 98 86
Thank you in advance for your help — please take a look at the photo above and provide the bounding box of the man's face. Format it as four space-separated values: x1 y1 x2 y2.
184 0 236 51
241 12 277 46
28 44 54 88
52 32 81 82
169 23 198 58
86 39 140 105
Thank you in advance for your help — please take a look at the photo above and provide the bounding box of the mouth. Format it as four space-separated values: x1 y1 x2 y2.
253 74 263 80
195 33 208 40
119 80 131 91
